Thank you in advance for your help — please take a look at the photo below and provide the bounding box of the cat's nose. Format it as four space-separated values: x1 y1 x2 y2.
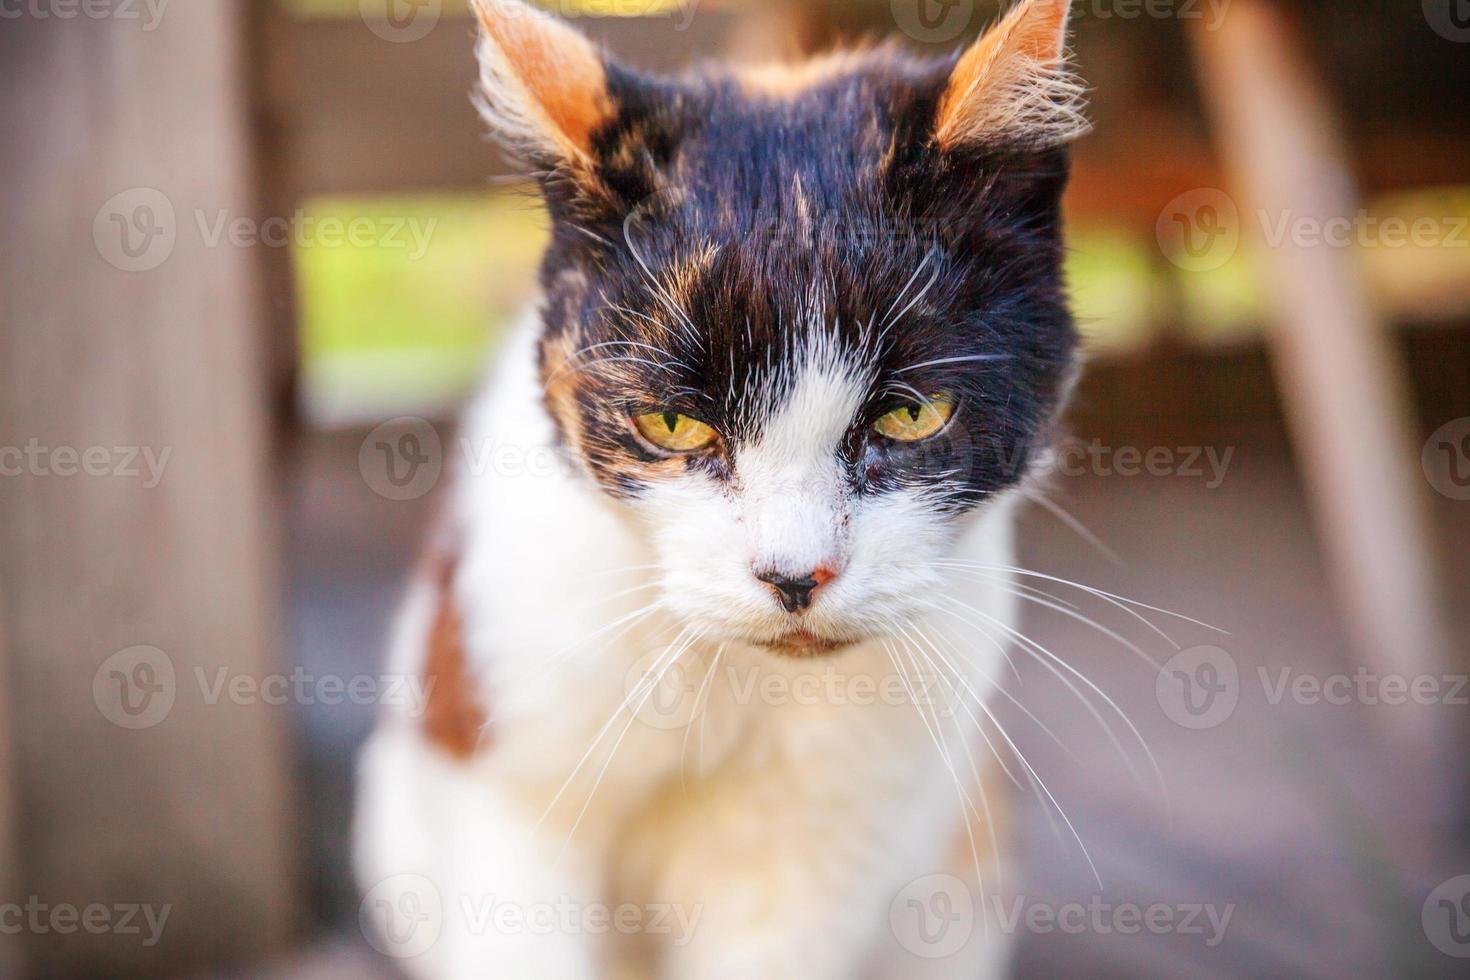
754 568 833 613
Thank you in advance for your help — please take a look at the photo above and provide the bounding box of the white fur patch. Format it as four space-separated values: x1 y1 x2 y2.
356 306 1026 978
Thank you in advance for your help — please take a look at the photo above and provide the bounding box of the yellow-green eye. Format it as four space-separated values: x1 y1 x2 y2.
633 411 718 453
873 395 955 442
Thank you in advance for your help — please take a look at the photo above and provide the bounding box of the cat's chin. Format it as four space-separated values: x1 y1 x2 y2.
753 628 858 659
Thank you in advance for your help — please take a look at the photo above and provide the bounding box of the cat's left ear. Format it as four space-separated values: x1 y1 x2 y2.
470 0 618 167
933 0 1088 152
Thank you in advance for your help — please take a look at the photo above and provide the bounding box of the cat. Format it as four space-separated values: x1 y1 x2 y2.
355 1 1088 976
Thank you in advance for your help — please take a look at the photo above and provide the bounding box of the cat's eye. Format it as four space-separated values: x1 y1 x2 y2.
873 395 955 443
633 411 718 453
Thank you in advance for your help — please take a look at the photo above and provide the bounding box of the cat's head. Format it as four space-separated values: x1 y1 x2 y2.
473 0 1087 655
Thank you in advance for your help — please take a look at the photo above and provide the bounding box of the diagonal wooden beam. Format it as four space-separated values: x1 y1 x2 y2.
1189 0 1454 755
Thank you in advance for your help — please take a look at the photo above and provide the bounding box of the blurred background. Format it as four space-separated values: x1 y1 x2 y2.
2 0 1468 977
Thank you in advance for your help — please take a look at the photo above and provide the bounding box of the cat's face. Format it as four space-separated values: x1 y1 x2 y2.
473 0 1086 655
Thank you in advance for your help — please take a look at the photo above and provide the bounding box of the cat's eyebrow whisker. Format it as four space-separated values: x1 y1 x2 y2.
895 354 1014 375
601 302 666 332
878 248 942 340
566 339 688 369
880 379 938 412
550 355 678 385
568 222 614 248
620 222 701 346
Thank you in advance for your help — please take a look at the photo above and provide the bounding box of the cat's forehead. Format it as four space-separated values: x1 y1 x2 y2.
607 53 935 216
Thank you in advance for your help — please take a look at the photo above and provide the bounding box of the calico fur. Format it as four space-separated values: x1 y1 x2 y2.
356 2 1088 976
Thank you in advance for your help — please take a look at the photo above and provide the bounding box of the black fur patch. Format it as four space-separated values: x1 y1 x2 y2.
535 48 1077 510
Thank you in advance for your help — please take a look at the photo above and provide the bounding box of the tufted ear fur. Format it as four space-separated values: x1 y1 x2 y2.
470 0 617 167
934 0 1088 151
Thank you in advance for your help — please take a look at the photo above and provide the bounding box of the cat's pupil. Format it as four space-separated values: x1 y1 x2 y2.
663 411 679 433
906 405 922 422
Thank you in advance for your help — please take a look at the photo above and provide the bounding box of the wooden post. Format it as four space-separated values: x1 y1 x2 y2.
0 1 299 975
1189 2 1453 755
0 622 19 978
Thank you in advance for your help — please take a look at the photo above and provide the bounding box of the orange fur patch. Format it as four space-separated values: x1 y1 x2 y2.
735 50 872 99
474 0 615 159
935 0 1077 151
421 549 489 760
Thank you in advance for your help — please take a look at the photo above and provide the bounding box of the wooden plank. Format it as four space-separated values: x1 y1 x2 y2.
1189 1 1453 754
261 14 1470 211
0 620 19 978
263 12 733 198
0 2 299 975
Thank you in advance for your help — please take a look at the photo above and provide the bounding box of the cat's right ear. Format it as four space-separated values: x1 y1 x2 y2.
470 0 617 169
933 0 1088 152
